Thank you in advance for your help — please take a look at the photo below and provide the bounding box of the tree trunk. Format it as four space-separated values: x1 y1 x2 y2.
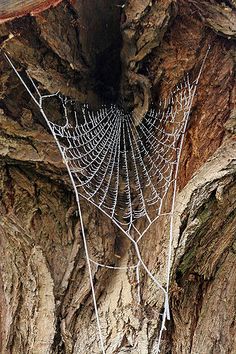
0 1 235 353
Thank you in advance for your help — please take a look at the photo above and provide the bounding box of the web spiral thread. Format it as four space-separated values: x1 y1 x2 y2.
5 49 209 353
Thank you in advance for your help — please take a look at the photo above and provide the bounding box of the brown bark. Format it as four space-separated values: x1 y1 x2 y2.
0 0 63 24
0 0 235 353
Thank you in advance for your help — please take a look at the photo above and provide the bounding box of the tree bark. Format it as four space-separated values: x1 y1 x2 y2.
0 0 235 353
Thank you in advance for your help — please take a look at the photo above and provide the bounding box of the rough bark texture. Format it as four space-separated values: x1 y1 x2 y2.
0 0 63 24
0 0 235 353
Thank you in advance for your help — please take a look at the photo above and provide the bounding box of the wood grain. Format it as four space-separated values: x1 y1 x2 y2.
0 0 62 24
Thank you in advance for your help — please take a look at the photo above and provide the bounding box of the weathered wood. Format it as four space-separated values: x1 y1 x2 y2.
0 0 63 24
0 0 235 353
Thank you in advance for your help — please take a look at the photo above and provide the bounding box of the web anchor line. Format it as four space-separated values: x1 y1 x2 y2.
5 47 209 353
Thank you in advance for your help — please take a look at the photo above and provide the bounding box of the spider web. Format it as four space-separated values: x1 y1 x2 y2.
47 91 188 236
5 51 208 353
